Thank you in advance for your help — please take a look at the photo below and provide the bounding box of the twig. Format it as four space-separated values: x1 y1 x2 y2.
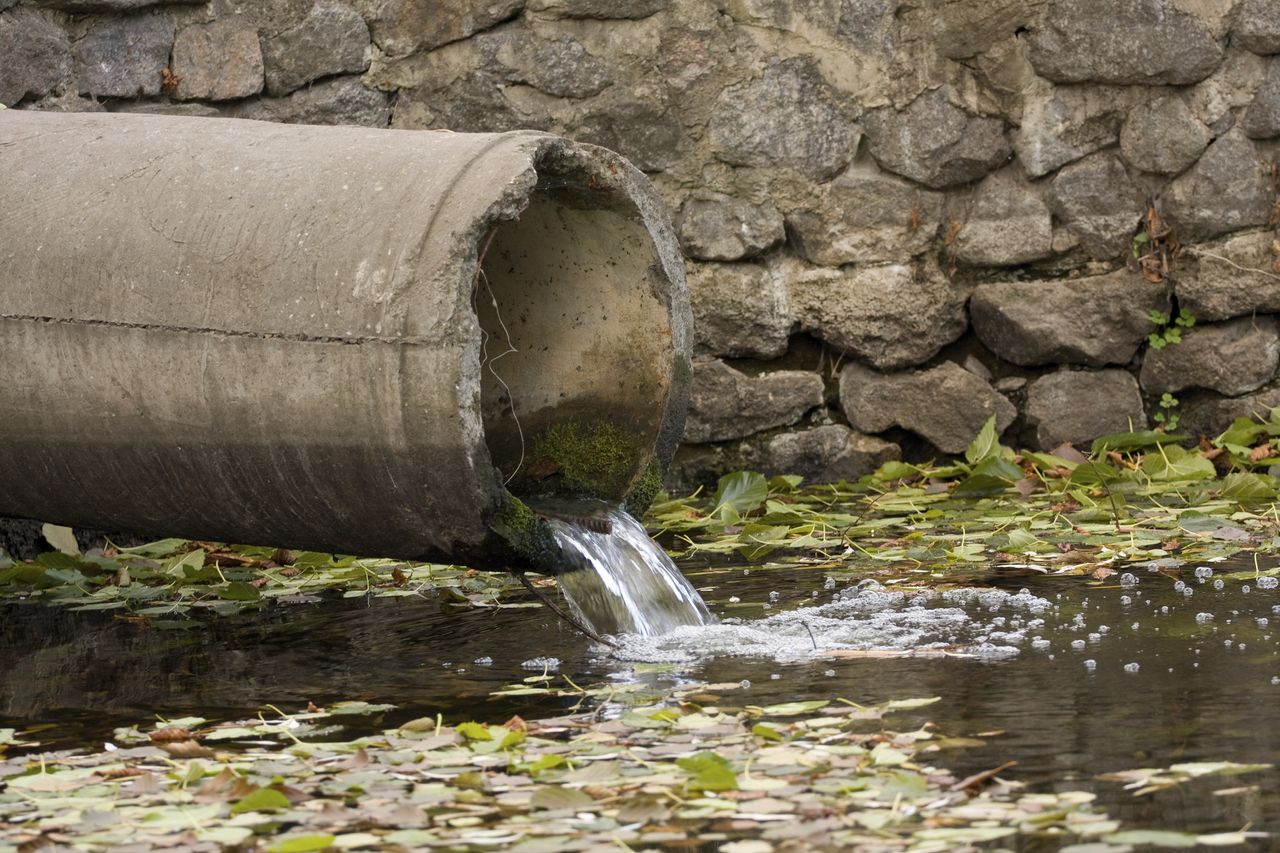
1184 247 1280 282
516 571 618 648
1085 457 1123 533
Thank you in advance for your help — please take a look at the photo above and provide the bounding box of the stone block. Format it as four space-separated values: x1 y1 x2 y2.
676 194 784 262
1048 153 1145 259
1014 84 1135 177
74 15 173 99
1140 316 1280 396
1157 129 1273 242
1235 0 1280 55
684 359 824 443
369 0 523 57
1243 58 1280 138
687 262 791 359
782 257 969 371
34 0 201 8
173 19 264 102
1174 231 1280 321
526 0 668 18
1179 384 1280 440
1025 369 1145 449
262 1 369 96
708 58 859 182
954 170 1053 266
839 361 1016 454
784 160 943 266
862 87 1010 188
482 31 611 99
1119 95 1211 175
970 270 1169 367
1027 0 1224 85
755 425 900 484
575 98 686 172
229 76 390 126
0 9 71 107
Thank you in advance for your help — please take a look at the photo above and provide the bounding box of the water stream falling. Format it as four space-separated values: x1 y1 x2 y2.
544 504 712 637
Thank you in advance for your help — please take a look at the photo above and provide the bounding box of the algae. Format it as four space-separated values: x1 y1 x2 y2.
624 457 664 517
488 495 561 572
525 419 643 500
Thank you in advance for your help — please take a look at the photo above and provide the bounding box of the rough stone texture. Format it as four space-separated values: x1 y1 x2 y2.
1014 84 1137 178
1174 231 1280 321
1025 369 1146 449
862 88 1011 188
1235 0 1280 55
687 262 791 359
1140 316 1280 396
754 425 900 484
526 0 669 18
0 9 71 107
369 0 523 57
1049 153 1145 259
1243 59 1280 138
840 361 1017 454
684 359 824 444
677 194 784 262
1027 0 1225 85
229 76 391 125
1119 95 1211 175
390 71 530 134
954 170 1053 266
35 0 201 8
1187 48 1269 129
479 31 611 99
1158 129 1275 242
74 15 174 99
970 272 1170 367
784 160 944 266
1180 384 1280 440
172 19 264 102
783 257 969 371
261 1 369 96
576 98 687 172
707 58 858 181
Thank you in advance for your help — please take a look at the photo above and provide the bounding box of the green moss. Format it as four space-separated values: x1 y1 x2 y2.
489 495 558 569
528 419 642 500
624 457 664 517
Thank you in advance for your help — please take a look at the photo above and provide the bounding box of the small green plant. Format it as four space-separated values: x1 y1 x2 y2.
1147 308 1195 349
1153 392 1180 431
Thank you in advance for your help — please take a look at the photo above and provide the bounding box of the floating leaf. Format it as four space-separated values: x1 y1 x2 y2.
529 786 595 811
712 472 768 519
41 524 80 557
269 836 337 853
229 787 291 815
964 415 1002 465
677 752 738 791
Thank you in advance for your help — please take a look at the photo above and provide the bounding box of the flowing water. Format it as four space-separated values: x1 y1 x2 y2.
4 546 1280 841
544 503 712 636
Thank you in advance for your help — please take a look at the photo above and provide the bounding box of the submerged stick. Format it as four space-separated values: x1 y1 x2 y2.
516 571 618 648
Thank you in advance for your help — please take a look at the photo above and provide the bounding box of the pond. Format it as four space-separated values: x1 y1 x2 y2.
3 551 1279 848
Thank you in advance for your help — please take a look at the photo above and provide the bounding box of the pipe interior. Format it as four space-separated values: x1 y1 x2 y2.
477 168 673 501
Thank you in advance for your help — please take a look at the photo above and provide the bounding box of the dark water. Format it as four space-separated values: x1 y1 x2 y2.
3 556 1280 840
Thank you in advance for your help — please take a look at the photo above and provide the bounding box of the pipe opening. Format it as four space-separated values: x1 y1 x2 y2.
476 153 674 506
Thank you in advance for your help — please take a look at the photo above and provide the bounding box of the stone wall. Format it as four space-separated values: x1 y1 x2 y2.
3 0 1280 488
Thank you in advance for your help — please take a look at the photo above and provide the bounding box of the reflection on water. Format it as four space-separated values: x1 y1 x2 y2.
2 556 1280 837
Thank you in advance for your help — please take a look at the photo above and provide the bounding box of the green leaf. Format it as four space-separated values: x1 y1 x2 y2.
1220 472 1278 504
220 581 262 601
766 474 803 493
528 754 567 773
954 456 1022 496
751 723 784 742
1104 830 1196 848
115 538 190 558
1141 446 1215 482
676 752 738 791
455 722 492 741
229 786 291 815
529 786 595 811
269 836 336 853
757 700 829 716
712 472 768 519
1216 417 1266 449
872 460 920 482
964 415 1001 465
41 524 80 557
1090 430 1184 454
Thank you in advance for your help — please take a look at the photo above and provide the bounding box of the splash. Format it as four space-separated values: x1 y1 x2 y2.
545 505 712 637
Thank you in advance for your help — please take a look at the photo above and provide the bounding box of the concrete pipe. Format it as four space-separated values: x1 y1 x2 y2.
0 111 691 571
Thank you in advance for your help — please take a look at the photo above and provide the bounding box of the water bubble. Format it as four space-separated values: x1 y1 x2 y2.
740 679 751 689
1243 585 1251 594
473 656 494 666
1088 633 1102 643
770 673 781 680
1031 638 1051 650
1083 659 1097 671
1214 579 1225 590
521 656 561 671
1195 613 1214 623
1161 605 1170 614
1071 639 1086 650
1120 573 1139 587
1258 618 1270 628
1098 625 1110 634
1174 580 1186 592
1123 662 1140 673
823 576 836 590
1120 595 1133 606
1195 566 1214 579
1132 622 1140 630
1272 676 1280 685
1257 576 1278 590
1224 639 1234 647
728 596 741 603
768 591 780 602
824 669 835 677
